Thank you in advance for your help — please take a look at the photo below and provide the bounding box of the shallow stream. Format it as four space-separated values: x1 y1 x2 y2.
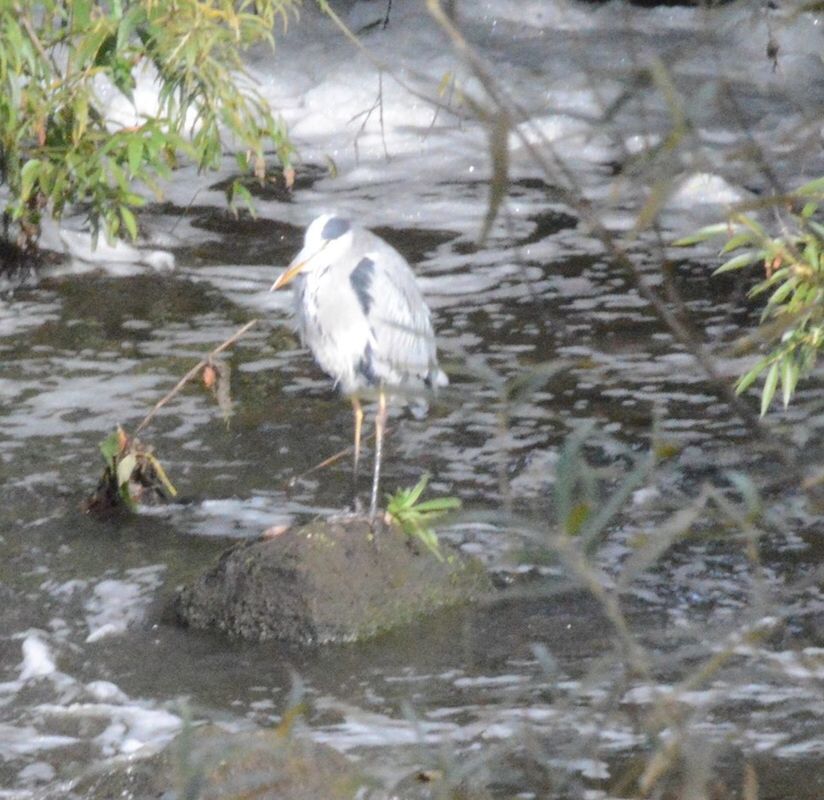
2 2 824 798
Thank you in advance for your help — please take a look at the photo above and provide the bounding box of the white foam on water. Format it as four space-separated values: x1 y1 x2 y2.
0 634 182 772
18 635 57 681
0 724 79 757
189 496 295 538
453 674 530 689
84 565 165 642
667 172 747 208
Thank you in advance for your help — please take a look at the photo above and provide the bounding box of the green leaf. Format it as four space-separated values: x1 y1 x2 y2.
229 180 254 214
73 24 113 69
760 361 780 416
385 474 459 562
404 473 429 507
736 358 769 395
672 223 729 247
781 357 799 408
412 498 462 513
796 176 824 196
412 525 445 562
117 5 145 50
118 481 137 511
565 501 591 536
725 471 762 519
116 452 137 489
126 137 143 175
99 430 121 467
765 276 797 309
19 159 41 202
145 454 178 497
120 205 138 240
72 0 93 33
719 231 757 254
807 220 824 241
714 250 763 274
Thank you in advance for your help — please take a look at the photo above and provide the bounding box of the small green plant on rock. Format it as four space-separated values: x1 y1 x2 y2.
385 474 461 562
675 177 824 414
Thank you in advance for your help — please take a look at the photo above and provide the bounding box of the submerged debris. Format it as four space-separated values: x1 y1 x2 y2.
82 426 177 515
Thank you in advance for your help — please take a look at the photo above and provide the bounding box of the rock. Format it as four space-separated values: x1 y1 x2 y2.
67 725 372 800
174 516 493 644
390 769 494 800
180 727 371 800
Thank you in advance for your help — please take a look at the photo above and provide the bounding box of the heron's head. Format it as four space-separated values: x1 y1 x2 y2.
271 214 354 291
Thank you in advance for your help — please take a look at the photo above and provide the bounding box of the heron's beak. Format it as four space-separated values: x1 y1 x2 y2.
270 258 306 291
271 240 328 291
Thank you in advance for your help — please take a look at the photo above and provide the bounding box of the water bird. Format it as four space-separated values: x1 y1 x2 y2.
271 213 447 519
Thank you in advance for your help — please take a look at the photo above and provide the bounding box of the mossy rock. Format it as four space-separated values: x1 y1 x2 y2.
68 725 371 800
180 727 372 800
174 516 493 644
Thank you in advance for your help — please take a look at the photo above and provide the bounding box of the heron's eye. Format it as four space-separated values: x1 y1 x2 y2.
321 217 351 240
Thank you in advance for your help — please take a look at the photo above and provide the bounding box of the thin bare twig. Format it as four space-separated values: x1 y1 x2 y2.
134 318 259 436
284 426 388 488
350 72 390 163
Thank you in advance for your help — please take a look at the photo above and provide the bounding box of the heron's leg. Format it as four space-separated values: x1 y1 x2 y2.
369 389 388 522
351 396 364 508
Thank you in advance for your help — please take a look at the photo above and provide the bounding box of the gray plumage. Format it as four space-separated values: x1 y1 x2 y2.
286 213 447 400
271 212 447 519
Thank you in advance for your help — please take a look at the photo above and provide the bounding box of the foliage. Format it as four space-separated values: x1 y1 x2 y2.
0 0 297 250
675 179 824 414
385 474 461 562
553 423 659 553
84 425 177 512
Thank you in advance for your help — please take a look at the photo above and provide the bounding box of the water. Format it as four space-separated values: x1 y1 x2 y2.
3 186 824 797
3 2 824 798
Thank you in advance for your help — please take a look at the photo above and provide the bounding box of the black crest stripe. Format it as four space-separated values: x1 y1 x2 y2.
321 216 351 240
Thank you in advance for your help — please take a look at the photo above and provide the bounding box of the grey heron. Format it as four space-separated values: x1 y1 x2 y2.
271 213 447 519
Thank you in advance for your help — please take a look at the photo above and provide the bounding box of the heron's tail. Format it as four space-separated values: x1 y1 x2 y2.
427 367 449 389
407 367 448 419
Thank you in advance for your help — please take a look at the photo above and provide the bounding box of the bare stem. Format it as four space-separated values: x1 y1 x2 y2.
134 318 259 436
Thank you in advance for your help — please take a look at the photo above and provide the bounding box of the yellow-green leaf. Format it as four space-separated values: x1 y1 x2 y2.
19 159 41 202
781 358 799 408
116 453 137 488
145 454 178 497
672 223 729 247
760 362 779 416
714 251 762 275
120 206 138 240
127 137 143 175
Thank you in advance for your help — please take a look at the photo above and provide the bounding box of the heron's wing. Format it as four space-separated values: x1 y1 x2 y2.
350 238 442 389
